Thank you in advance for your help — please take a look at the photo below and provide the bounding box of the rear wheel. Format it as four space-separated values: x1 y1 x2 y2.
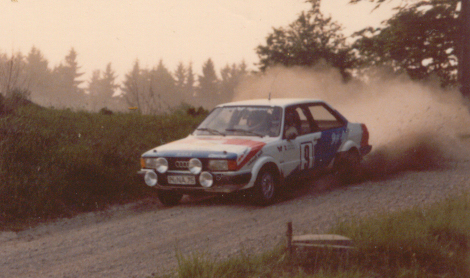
335 149 361 184
157 190 183 206
252 167 278 206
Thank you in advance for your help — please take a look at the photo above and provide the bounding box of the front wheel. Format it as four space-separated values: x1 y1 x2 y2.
157 190 183 206
251 167 278 206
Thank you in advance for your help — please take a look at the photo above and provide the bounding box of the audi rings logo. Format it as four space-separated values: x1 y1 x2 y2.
175 161 189 168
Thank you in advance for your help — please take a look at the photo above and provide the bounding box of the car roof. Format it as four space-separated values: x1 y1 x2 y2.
216 98 325 108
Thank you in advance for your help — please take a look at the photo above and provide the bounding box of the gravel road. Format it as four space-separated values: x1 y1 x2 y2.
1 157 469 278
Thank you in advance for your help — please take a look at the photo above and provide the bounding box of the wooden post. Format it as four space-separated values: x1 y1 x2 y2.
286 221 293 254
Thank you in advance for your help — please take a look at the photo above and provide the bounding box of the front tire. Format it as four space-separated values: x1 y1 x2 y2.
252 167 278 206
157 190 183 206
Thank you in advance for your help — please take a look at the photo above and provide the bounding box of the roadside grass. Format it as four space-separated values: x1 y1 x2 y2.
165 192 470 278
0 95 207 230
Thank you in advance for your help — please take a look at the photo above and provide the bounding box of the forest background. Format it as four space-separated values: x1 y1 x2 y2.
1 0 467 113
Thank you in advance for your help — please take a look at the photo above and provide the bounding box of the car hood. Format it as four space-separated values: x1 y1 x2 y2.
143 135 272 167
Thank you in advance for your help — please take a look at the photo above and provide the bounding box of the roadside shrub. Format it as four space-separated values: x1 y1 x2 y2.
0 98 205 228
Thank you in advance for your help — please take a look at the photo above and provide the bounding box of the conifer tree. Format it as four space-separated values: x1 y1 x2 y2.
197 58 219 109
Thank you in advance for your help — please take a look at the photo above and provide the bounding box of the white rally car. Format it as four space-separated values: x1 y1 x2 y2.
139 98 372 206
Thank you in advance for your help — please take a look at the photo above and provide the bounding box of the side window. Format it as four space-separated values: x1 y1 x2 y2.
283 107 301 139
283 105 315 138
295 107 311 135
308 104 345 130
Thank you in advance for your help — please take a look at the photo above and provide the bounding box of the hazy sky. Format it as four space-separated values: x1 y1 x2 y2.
1 0 394 83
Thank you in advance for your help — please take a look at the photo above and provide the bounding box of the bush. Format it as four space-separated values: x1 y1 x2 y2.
0 97 206 229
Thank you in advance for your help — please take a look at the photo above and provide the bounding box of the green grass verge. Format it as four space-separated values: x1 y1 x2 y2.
0 96 207 229
166 193 470 278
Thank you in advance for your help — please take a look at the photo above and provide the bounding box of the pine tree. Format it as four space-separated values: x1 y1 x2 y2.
0 51 28 98
100 63 119 108
219 61 247 103
185 62 196 102
24 46 52 104
150 60 177 111
87 70 102 111
197 58 219 109
174 62 186 94
122 60 146 112
50 48 86 108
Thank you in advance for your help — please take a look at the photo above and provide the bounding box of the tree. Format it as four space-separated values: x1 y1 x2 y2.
50 48 86 108
100 63 119 108
352 0 461 87
185 62 196 101
219 61 248 103
87 64 119 111
149 60 177 110
24 46 52 104
197 58 219 109
121 60 178 114
0 51 29 98
458 0 470 100
174 62 186 96
87 70 102 111
122 60 149 113
256 0 356 80
174 62 197 105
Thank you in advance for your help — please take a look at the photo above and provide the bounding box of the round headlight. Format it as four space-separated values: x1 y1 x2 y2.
144 171 158 187
155 157 168 173
188 158 202 174
199 172 213 188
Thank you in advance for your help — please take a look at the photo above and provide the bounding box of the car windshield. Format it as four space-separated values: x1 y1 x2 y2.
194 106 283 137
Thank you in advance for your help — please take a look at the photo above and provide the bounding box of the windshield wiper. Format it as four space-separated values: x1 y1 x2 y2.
225 128 263 137
196 128 226 136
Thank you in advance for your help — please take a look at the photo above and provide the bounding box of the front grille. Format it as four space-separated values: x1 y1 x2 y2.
167 158 215 171
174 160 189 169
167 158 206 171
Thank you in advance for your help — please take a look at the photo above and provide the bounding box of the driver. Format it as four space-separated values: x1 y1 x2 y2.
246 110 268 132
284 110 299 139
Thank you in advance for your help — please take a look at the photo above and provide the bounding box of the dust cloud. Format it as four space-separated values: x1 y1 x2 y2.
234 66 470 180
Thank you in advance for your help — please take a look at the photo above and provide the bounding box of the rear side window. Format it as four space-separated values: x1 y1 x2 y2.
308 104 345 130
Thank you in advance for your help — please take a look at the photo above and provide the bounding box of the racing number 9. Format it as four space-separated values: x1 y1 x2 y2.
303 145 310 169
300 142 314 170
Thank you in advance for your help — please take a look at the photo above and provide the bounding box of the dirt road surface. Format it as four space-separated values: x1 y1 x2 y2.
0 160 469 278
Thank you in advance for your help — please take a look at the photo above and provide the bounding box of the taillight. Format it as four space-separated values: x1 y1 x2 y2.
360 124 369 147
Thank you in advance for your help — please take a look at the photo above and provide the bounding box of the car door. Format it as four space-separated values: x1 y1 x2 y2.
279 105 321 178
307 103 347 169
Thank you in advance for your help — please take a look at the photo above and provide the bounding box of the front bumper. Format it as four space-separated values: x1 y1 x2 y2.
137 169 252 193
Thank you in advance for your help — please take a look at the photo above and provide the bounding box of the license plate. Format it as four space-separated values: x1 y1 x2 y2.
168 175 196 185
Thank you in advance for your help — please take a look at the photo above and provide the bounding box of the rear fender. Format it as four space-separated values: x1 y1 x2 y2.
329 140 360 169
338 140 360 153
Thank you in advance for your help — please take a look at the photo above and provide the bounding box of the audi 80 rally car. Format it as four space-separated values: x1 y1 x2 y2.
138 98 372 206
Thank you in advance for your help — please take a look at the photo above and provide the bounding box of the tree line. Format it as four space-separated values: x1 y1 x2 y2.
121 59 248 114
1 0 466 113
0 47 249 112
